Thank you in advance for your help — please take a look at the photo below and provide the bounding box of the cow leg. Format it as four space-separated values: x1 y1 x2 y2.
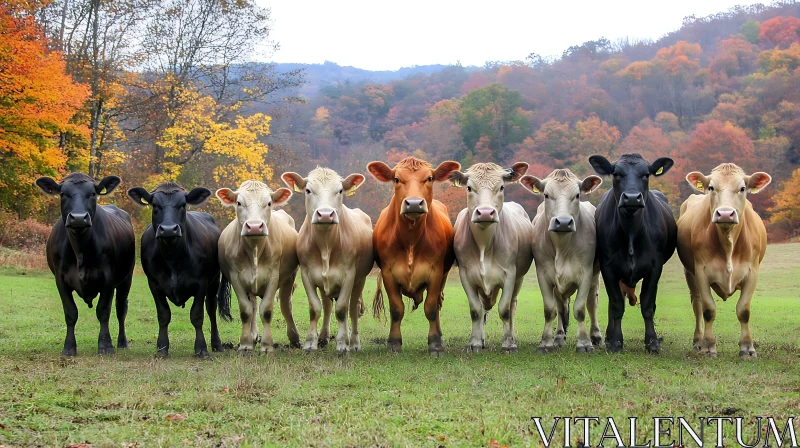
349 276 367 352
115 274 132 349
640 266 663 354
190 293 209 358
459 268 485 352
693 271 718 357
301 270 322 352
586 273 603 346
55 279 78 357
554 294 569 348
537 270 558 354
319 292 332 347
424 272 446 356
573 277 594 353
231 280 254 352
147 279 171 357
498 273 521 353
600 266 625 353
737 274 758 359
278 275 301 349
684 268 704 350
258 280 280 354
96 287 115 355
383 270 405 353
335 275 356 354
205 277 223 353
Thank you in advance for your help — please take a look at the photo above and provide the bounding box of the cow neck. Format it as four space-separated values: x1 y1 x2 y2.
469 218 497 277
712 214 745 292
66 213 100 282
310 212 345 280
390 195 427 268
548 228 575 264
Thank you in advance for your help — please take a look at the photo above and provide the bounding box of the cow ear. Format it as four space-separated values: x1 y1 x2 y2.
342 174 366 196
581 175 603 194
127 187 152 206
185 187 211 205
746 172 772 194
216 188 237 206
281 172 307 193
96 175 121 195
520 175 545 195
649 157 674 176
503 162 529 183
685 172 709 193
449 170 468 187
434 161 461 182
35 177 61 196
589 155 615 176
270 188 292 207
367 161 395 183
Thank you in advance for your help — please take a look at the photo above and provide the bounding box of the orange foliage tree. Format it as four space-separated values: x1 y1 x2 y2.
758 16 800 48
0 1 89 216
769 167 800 237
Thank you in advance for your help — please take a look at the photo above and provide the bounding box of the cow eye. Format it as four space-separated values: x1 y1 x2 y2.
545 194 550 199
236 201 241 206
394 178 400 184
338 189 343 195
305 188 311 194
499 185 505 192
740 186 746 192
268 202 272 207
466 186 472 192
576 193 580 199
708 186 714 192
427 176 433 182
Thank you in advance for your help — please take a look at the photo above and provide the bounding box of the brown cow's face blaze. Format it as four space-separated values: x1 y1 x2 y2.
367 157 460 221
686 164 771 228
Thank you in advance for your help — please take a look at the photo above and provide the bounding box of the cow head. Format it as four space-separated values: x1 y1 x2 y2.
450 162 528 228
128 182 211 242
686 163 771 227
367 157 460 221
36 173 121 232
589 154 673 213
215 180 292 237
521 169 602 233
281 167 364 227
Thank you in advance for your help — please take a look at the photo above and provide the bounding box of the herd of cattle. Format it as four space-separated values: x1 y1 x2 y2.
34 153 772 359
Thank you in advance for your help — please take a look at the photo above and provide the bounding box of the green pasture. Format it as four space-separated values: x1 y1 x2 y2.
0 244 798 447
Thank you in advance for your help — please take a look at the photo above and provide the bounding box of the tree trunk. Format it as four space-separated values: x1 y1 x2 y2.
87 0 101 177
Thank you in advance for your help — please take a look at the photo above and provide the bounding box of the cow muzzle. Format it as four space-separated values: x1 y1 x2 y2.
549 216 576 233
472 207 498 224
66 212 92 229
156 224 182 239
312 208 339 225
401 197 428 219
713 208 739 225
242 220 267 236
618 191 644 209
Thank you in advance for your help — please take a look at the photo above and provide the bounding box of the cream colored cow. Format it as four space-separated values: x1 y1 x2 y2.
282 167 373 353
521 169 603 353
677 163 771 358
450 162 533 353
216 180 301 353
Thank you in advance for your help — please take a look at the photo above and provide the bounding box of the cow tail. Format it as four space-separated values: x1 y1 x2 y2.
559 306 569 332
217 274 233 322
372 274 385 320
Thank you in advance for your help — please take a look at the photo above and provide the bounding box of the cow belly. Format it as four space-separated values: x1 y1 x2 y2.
62 267 105 303
462 263 506 297
390 261 436 301
307 267 346 298
235 267 278 297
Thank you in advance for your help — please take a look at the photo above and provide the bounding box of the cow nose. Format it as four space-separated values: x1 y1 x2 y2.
66 212 91 228
549 216 576 233
243 220 267 236
713 208 739 224
157 224 181 238
620 191 644 208
313 208 338 224
473 207 497 223
402 197 427 215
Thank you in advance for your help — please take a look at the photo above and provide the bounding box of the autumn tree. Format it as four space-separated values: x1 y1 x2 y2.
458 83 532 162
769 167 800 236
758 16 800 48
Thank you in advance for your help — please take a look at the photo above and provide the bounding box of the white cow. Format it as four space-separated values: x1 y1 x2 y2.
450 162 533 352
282 167 373 353
520 169 603 353
216 180 301 353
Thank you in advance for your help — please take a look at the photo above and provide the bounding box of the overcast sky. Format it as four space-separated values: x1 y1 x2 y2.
257 0 762 71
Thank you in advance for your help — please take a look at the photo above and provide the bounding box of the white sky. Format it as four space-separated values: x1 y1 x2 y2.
257 0 763 71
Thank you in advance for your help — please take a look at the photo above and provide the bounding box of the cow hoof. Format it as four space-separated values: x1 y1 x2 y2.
61 348 77 357
739 350 757 359
591 336 603 347
605 341 623 353
212 345 224 353
501 346 518 354
98 346 115 355
289 340 302 349
337 348 349 357
554 335 566 347
576 345 594 354
467 344 483 353
693 341 703 351
303 347 318 354
155 349 169 358
429 348 444 357
537 345 553 354
318 338 329 348
117 339 129 350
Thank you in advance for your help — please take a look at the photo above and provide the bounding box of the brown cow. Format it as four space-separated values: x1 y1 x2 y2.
368 157 460 354
677 163 771 358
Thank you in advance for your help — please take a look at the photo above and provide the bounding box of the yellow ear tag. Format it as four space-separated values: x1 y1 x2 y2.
140 197 149 205
532 186 540 193
293 184 303 193
696 181 704 191
453 179 461 187
346 186 357 197
99 187 107 195
655 167 663 175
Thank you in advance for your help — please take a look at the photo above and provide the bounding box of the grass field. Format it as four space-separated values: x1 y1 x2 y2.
0 244 798 447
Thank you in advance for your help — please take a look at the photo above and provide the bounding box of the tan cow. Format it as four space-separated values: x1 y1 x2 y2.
450 162 533 353
281 167 373 353
216 180 301 353
521 169 604 353
677 163 771 358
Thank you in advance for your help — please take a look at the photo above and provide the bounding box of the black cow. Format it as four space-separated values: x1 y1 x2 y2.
36 173 135 356
127 182 231 357
589 154 677 353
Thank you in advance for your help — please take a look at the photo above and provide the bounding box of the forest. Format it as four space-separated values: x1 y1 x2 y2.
3 0 800 253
